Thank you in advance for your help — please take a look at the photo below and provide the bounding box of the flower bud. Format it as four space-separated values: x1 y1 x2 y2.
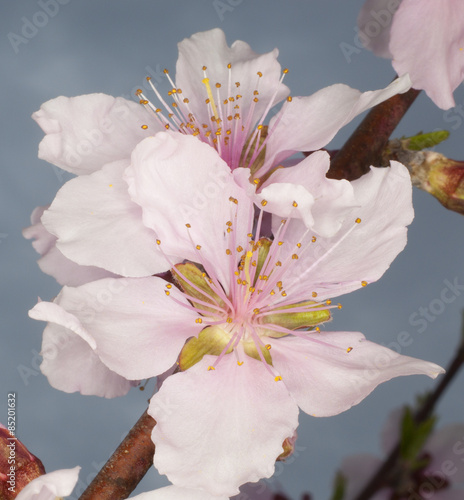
0 424 45 499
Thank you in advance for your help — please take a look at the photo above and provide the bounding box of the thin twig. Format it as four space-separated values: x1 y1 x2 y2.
79 410 156 500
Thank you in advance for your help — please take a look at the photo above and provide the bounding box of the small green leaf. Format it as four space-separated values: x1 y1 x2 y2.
405 130 450 151
400 407 437 463
330 471 346 500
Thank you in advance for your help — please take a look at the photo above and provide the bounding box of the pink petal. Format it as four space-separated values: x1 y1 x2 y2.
275 162 414 301
34 278 201 380
131 486 228 500
264 75 411 168
23 206 117 286
16 467 80 500
357 0 399 58
29 302 133 398
258 151 357 236
33 94 160 174
390 0 464 109
175 28 289 129
425 424 464 483
150 354 299 497
271 333 443 417
125 133 254 291
41 160 174 277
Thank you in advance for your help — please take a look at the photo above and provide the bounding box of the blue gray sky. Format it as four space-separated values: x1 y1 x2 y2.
1 1 464 498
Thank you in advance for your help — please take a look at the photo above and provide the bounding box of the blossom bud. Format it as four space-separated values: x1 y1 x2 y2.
0 424 46 498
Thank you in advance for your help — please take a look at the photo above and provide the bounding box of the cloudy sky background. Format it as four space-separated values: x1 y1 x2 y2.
1 1 464 498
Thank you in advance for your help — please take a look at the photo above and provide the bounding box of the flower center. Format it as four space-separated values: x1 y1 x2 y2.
159 198 363 379
136 65 291 174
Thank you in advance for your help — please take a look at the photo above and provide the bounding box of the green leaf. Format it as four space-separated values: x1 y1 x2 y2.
330 471 346 500
405 130 450 151
400 407 437 464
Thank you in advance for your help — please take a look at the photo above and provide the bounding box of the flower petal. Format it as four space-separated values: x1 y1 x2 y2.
257 151 357 236
150 354 299 497
33 94 160 174
41 160 174 277
29 302 133 398
16 467 80 500
264 75 411 168
357 0 398 58
130 485 228 500
271 333 444 417
275 162 414 301
389 0 464 109
23 206 117 286
176 28 289 129
425 424 464 483
125 133 254 291
32 278 202 381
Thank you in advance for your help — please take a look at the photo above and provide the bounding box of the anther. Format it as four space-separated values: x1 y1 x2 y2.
261 200 268 207
275 376 282 382
355 218 362 224
196 245 202 250
361 281 368 287
237 361 244 366
265 344 271 350
207 366 215 371
292 201 298 207
141 125 148 130
346 347 353 353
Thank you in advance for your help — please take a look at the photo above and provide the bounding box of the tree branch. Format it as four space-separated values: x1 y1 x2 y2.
327 87 420 181
79 410 156 500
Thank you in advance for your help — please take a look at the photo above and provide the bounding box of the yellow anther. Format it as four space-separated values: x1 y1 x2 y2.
156 239 161 245
253 97 259 103
253 308 260 314
276 281 283 288
227 63 231 69
253 178 260 185
312 292 318 298
297 243 302 248
283 68 289 74
281 291 287 297
195 318 203 324
257 71 263 77
338 304 343 309
254 91 260 96
226 317 233 323
235 82 240 87
163 68 169 74
361 281 368 287
164 290 170 296
185 223 191 228
216 83 221 88
347 347 353 353
229 196 238 204
292 254 298 260
292 201 298 207
275 376 282 382
226 249 232 255
136 89 143 94
183 98 189 103
166 284 172 289
108 184 113 188
140 99 149 105
326 299 332 305
236 246 243 252
270 290 275 295
207 366 215 371
247 233 253 238
196 245 202 250
355 217 362 224
287 96 293 102
275 261 282 267
261 200 268 207
278 241 284 246
265 344 271 350
202 65 207 70
146 76 151 81
165 124 170 130
237 361 244 366
311 236 317 243
141 124 148 130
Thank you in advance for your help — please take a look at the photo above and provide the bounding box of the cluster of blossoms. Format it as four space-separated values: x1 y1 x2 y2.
24 29 445 497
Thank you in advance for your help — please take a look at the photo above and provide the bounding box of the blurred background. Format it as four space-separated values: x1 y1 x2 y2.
1 1 464 498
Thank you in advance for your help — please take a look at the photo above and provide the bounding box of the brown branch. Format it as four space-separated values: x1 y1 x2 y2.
79 410 156 500
327 87 421 181
353 337 464 500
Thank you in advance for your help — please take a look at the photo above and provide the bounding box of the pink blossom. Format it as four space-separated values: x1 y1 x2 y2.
30 133 444 496
340 409 464 499
358 0 464 109
30 29 411 276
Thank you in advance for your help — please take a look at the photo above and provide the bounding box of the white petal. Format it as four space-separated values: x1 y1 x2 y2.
23 205 117 286
41 160 174 277
276 162 414 301
271 333 444 417
125 133 254 291
264 75 411 168
29 302 133 398
33 278 201 381
33 94 161 174
16 467 80 500
130 485 228 500
150 354 299 497
176 29 289 128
